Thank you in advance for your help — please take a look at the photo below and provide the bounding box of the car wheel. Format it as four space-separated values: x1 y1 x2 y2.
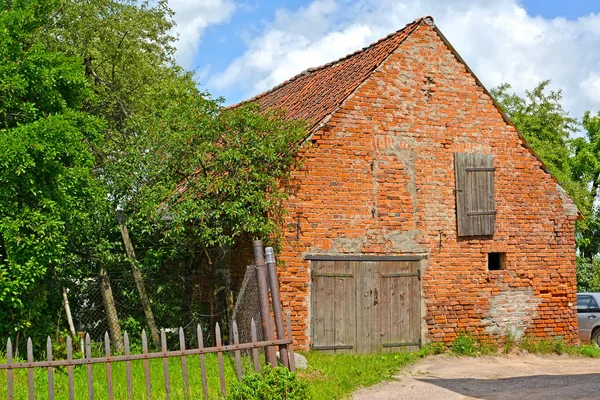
592 329 600 346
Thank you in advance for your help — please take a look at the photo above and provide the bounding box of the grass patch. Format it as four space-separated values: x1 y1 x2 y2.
0 346 440 399
519 337 600 357
300 345 442 400
450 332 496 356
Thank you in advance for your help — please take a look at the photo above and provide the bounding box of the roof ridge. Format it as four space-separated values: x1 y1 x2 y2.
230 16 431 109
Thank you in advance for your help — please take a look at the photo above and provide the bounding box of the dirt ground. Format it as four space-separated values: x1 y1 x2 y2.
352 354 600 400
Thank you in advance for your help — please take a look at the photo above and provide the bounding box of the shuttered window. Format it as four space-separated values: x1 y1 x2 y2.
454 153 496 236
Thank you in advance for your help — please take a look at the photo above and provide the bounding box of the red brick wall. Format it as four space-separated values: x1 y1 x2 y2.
238 23 579 348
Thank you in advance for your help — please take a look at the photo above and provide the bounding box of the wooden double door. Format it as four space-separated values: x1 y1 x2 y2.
311 259 421 353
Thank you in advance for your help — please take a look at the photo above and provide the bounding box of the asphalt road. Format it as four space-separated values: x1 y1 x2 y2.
352 353 600 399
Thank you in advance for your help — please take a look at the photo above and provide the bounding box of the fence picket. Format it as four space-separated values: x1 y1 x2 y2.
232 320 243 381
0 257 297 399
142 330 152 400
47 337 54 400
124 332 133 400
66 337 74 400
250 319 260 373
105 332 114 400
215 323 226 396
179 328 190 400
161 328 171 399
86 333 94 400
7 339 13 400
197 324 209 399
286 311 296 372
27 338 34 400
266 247 289 368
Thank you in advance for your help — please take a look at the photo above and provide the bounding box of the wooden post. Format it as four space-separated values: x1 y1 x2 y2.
99 261 124 353
116 210 160 348
61 287 77 347
265 247 289 368
253 240 277 367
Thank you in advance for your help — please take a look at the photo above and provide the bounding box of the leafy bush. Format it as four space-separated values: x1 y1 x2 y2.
451 332 478 356
451 332 497 356
227 367 311 400
421 341 446 356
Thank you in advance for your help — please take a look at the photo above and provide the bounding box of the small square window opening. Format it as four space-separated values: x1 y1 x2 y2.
488 252 505 271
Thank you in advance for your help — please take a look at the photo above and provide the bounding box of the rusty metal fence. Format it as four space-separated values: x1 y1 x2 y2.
0 241 295 399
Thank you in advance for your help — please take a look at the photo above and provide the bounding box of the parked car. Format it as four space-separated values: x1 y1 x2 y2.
577 293 600 344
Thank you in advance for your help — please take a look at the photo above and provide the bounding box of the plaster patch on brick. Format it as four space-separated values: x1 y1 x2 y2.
332 236 363 253
385 229 425 253
385 147 417 200
481 288 541 339
556 183 580 217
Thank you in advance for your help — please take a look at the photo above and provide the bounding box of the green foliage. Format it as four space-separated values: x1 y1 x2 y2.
0 0 307 349
227 366 311 400
519 337 571 355
451 332 478 356
576 256 600 292
0 0 105 344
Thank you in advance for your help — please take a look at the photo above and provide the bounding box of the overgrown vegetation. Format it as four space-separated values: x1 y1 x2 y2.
449 331 600 358
227 366 311 400
0 0 306 353
449 332 496 356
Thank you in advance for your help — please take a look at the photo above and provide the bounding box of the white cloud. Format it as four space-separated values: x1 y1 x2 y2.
581 72 600 104
207 0 600 119
169 0 236 69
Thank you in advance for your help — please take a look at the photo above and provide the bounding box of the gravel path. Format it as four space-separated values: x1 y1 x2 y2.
352 354 600 399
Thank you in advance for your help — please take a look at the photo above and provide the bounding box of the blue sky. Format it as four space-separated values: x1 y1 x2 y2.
169 0 600 117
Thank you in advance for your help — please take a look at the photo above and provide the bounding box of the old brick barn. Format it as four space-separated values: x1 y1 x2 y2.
232 16 580 353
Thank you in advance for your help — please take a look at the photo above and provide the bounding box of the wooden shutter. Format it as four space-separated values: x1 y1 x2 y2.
454 153 496 236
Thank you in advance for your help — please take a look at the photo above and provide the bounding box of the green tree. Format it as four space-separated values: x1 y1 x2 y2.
0 0 105 344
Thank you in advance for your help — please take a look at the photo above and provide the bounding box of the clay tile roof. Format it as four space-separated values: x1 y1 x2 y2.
233 17 430 131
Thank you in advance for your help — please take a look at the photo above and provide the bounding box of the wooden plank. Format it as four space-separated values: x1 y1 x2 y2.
311 260 336 350
333 260 356 353
356 261 378 353
7 339 13 400
197 324 208 399
124 333 133 400
86 333 94 400
305 255 426 261
141 330 152 400
47 337 54 400
104 332 114 400
250 319 261 373
400 263 411 352
27 338 34 400
215 323 226 396
285 311 296 372
454 153 468 236
232 321 243 381
179 328 190 400
161 328 171 400
378 262 393 353
66 337 74 400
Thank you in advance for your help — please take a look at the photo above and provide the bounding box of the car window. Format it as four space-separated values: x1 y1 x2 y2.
578 295 592 313
590 297 600 313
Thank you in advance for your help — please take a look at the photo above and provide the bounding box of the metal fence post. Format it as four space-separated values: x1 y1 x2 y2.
253 240 278 367
265 247 290 369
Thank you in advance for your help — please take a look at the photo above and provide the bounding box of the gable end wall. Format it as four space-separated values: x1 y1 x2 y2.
270 23 578 347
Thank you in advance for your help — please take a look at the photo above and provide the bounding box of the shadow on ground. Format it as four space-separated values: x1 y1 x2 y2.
418 373 600 399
